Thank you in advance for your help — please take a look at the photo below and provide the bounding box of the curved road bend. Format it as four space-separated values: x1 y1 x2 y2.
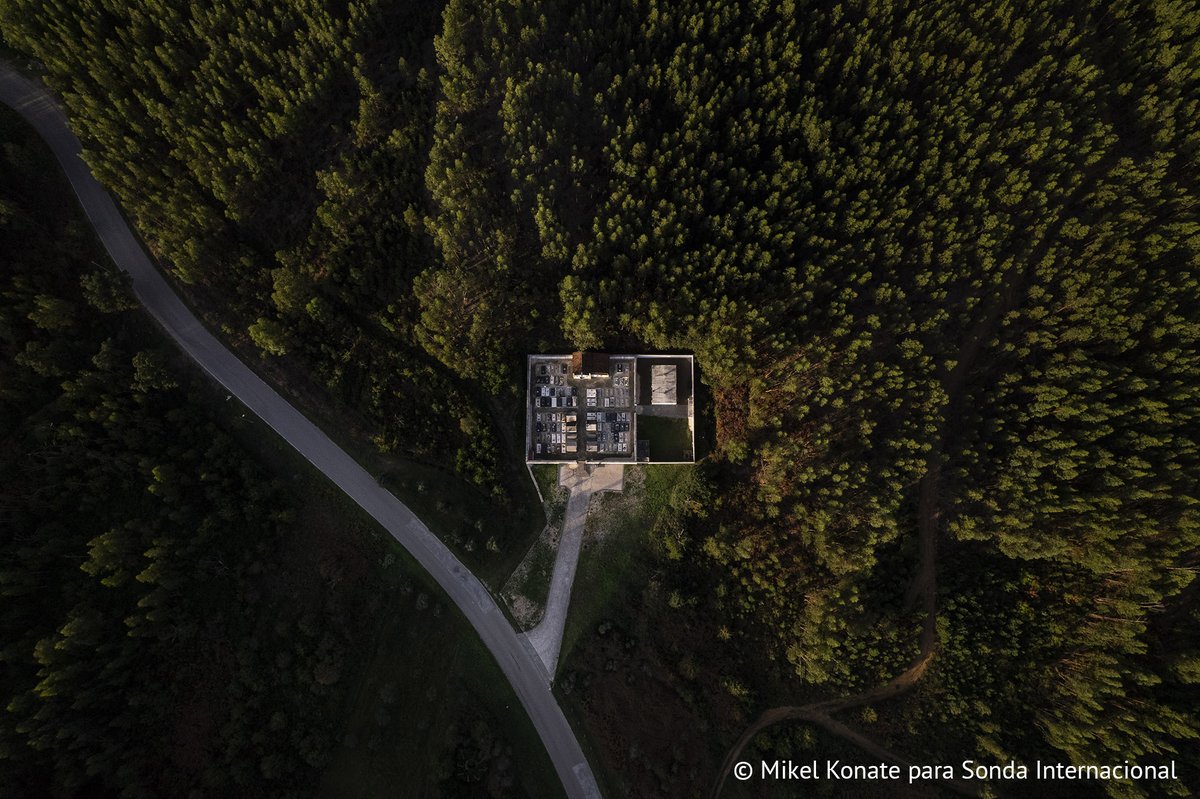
0 64 600 799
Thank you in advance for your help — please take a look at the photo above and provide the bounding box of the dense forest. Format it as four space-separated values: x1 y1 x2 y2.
0 0 508 495
429 2 1200 794
3 0 1199 797
423 1 1200 792
0 108 557 798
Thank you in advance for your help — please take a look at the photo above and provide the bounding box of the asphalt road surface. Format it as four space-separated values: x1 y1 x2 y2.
0 63 601 799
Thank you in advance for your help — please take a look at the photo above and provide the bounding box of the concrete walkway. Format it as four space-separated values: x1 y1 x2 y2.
524 464 625 677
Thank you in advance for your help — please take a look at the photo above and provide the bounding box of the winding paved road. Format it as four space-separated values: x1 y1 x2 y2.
0 63 600 799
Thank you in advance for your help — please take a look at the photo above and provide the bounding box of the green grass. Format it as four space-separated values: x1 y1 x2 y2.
503 465 564 625
531 463 560 504
507 536 556 620
377 461 534 587
637 415 693 462
525 541 556 604
530 463 569 529
547 466 691 799
558 465 689 664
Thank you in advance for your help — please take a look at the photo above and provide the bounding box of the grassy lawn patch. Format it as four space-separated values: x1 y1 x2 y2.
531 463 559 500
531 463 568 529
501 533 556 629
558 466 689 667
637 415 693 462
554 464 752 798
500 465 567 628
377 461 533 587
521 540 556 606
